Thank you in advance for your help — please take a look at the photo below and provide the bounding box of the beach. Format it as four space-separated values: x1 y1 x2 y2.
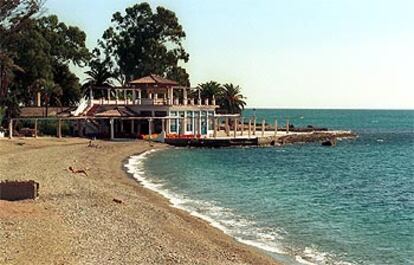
0 137 279 265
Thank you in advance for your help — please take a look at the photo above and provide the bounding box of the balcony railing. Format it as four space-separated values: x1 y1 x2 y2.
91 97 217 107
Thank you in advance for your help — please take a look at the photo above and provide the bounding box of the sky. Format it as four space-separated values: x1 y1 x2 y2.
45 0 414 109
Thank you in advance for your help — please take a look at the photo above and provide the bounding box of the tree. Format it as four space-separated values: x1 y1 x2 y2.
82 48 115 99
100 2 190 85
2 15 89 112
0 0 42 121
198 81 223 100
221 83 247 114
0 0 42 33
84 48 114 87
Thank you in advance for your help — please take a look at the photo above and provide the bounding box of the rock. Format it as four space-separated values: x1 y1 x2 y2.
321 140 334 146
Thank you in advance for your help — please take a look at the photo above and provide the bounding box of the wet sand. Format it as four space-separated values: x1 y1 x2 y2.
0 137 280 265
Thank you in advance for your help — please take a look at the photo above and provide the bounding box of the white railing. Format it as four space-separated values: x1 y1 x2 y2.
91 97 218 107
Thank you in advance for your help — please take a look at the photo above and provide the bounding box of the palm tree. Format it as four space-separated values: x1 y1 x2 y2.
83 48 114 98
197 81 223 101
221 83 247 114
84 63 114 88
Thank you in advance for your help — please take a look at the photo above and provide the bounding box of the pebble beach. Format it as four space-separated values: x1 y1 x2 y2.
0 138 279 265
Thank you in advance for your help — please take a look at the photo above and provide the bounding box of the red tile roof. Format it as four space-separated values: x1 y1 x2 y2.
19 107 74 118
89 105 138 117
129 74 178 86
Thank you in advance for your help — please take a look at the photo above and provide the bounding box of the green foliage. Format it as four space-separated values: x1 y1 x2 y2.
0 105 5 125
198 81 247 114
84 48 114 87
99 2 190 85
0 0 41 32
1 14 90 119
0 0 42 123
37 119 70 136
198 81 223 99
221 83 247 114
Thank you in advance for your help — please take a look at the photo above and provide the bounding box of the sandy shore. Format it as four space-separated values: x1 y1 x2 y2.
0 137 280 265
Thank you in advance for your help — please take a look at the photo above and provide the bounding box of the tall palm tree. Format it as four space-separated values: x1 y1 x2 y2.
83 50 115 99
221 83 247 114
197 81 223 100
83 64 114 88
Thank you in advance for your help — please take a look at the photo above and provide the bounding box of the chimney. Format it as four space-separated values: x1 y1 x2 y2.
35 92 41 107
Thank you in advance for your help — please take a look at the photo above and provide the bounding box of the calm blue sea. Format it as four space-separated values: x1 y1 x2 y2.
126 109 414 265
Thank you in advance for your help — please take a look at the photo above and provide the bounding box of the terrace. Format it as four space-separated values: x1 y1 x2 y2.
89 74 217 108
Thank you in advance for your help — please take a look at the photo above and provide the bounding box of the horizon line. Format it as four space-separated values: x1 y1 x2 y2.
245 106 414 111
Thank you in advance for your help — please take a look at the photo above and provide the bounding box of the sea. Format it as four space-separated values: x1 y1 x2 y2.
125 109 414 265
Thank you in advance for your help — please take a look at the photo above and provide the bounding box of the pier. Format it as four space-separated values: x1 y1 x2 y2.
164 124 356 147
163 115 356 147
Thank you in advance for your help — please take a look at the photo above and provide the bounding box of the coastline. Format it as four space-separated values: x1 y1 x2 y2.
124 150 293 261
0 138 280 265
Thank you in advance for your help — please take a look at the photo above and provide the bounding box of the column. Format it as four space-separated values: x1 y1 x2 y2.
274 119 278 136
148 119 153 139
253 117 257 135
138 89 142 105
225 117 230 136
212 95 216 106
240 117 244 136
180 117 185 135
34 119 38 138
286 118 289 134
57 119 62 138
131 120 135 134
132 90 136 104
115 90 119 105
261 119 265 137
233 118 238 138
213 118 217 138
124 89 127 104
197 113 201 136
161 119 166 133
166 116 171 134
8 119 13 139
170 87 174 105
183 112 187 134
198 111 202 136
248 119 252 138
110 119 114 140
183 88 188 105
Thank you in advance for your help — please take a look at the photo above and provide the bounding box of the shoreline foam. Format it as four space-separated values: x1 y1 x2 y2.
1 138 281 265
124 149 302 265
124 149 345 265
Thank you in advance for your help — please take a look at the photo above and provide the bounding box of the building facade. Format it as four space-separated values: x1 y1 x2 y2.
79 74 219 138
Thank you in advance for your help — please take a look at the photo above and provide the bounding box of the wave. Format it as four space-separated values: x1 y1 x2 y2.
124 150 354 265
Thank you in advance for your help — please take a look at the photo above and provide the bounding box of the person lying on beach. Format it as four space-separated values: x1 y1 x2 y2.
68 166 88 176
